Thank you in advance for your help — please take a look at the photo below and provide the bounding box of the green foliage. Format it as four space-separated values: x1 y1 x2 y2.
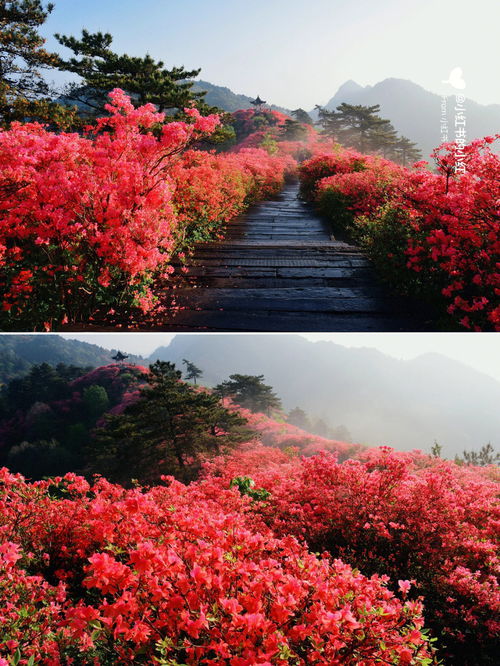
287 406 311 431
214 374 282 415
230 476 271 502
65 422 88 451
292 108 313 125
55 29 208 120
195 112 236 151
83 385 110 419
457 443 499 467
260 132 279 154
280 118 308 141
353 205 432 298
316 187 356 235
6 438 77 479
1 362 73 413
182 359 203 385
351 205 451 326
431 440 442 458
393 135 422 166
317 103 392 153
232 108 283 142
0 362 139 479
0 335 111 385
331 424 352 443
89 362 250 485
317 103 421 164
0 0 76 126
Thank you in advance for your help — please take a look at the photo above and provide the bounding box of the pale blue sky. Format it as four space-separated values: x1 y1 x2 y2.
41 0 500 109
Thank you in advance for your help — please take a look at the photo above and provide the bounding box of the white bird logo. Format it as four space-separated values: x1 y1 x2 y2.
442 67 466 89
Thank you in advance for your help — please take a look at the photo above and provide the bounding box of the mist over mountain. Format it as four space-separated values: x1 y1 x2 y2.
317 77 500 159
151 335 500 458
1 334 498 460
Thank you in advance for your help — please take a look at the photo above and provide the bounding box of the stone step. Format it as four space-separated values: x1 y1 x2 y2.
152 180 428 332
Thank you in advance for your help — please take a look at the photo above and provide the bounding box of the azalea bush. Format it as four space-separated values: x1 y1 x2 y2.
0 398 498 664
299 137 500 330
170 149 251 245
230 109 327 162
0 359 497 663
232 405 363 460
298 149 369 197
0 468 433 665
0 94 298 330
315 162 404 237
231 108 289 142
170 146 295 247
0 89 220 329
206 445 499 665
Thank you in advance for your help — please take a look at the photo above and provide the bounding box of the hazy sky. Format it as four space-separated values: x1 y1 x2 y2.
41 0 500 109
60 333 500 384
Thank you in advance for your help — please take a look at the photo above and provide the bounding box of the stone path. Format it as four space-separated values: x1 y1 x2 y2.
154 181 430 331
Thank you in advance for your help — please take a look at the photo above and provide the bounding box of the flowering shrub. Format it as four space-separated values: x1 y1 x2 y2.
233 406 363 460
299 137 500 330
0 468 433 664
0 376 498 665
230 109 327 162
0 90 220 329
232 108 288 142
170 147 294 247
170 149 251 244
0 94 300 330
215 446 499 664
400 137 500 330
298 149 368 197
315 162 404 235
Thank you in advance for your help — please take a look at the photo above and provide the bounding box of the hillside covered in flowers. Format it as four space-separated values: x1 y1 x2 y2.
0 361 498 664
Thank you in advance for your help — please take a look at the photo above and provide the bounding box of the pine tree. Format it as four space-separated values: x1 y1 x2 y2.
461 443 499 467
280 117 308 141
368 121 399 157
331 424 352 443
214 374 282 415
315 104 344 139
55 29 208 119
317 103 393 153
392 135 422 166
88 361 249 485
0 0 75 125
182 359 203 385
82 384 109 419
431 440 442 458
311 418 332 438
292 108 313 125
287 407 311 431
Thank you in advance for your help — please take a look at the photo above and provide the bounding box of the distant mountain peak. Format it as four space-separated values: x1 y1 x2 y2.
320 76 500 158
335 79 365 95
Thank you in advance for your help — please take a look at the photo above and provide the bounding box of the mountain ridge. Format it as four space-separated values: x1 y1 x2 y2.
151 334 500 457
317 77 500 158
0 335 144 384
1 335 498 459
